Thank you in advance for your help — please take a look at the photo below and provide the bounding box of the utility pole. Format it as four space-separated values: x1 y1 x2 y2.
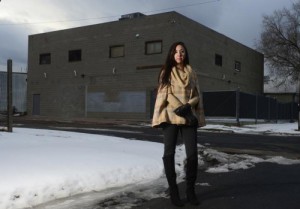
236 88 240 126
7 59 13 132
298 74 300 131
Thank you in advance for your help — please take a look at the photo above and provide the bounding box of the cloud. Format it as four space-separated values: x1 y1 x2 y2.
0 0 296 72
0 19 31 71
175 0 223 29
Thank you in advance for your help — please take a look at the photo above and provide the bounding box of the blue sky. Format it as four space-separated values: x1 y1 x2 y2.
0 0 296 72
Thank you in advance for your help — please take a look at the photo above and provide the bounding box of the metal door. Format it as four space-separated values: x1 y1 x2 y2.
32 94 40 115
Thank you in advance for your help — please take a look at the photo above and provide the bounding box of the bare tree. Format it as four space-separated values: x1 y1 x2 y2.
257 1 300 130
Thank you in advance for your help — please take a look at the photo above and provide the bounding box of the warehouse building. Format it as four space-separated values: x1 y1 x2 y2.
0 71 27 113
27 11 264 120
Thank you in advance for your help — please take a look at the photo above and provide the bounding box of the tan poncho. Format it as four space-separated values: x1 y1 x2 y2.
152 65 206 128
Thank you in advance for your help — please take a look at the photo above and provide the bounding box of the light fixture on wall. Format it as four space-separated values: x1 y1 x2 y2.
135 33 140 38
44 72 47 79
112 67 116 75
74 70 77 77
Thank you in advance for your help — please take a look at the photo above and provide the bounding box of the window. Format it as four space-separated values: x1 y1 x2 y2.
235 61 241 72
145 41 162 55
69 49 82 62
215 54 222 66
109 45 125 58
39 53 51 65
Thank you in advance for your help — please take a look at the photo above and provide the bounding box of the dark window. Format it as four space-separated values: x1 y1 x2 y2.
69 49 82 62
39 53 51 65
145 41 162 55
109 45 125 58
235 61 241 72
215 54 222 66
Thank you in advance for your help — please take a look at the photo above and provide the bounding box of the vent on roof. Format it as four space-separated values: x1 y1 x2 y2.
119 12 146 20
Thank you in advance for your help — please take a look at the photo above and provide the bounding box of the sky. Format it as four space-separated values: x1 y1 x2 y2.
0 122 300 209
0 0 296 73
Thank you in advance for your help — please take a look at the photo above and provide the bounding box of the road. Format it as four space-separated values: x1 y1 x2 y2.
14 119 300 209
15 119 300 159
133 163 300 209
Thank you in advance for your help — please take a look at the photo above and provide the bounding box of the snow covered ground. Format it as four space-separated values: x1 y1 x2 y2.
0 128 163 209
0 122 300 209
202 121 300 136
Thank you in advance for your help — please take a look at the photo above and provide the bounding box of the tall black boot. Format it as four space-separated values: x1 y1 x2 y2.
186 154 200 205
163 155 184 207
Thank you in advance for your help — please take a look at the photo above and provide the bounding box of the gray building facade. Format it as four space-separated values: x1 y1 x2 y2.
27 11 264 120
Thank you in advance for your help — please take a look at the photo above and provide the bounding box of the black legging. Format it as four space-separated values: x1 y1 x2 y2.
162 124 198 158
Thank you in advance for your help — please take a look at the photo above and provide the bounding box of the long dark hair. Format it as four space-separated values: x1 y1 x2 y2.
158 41 190 89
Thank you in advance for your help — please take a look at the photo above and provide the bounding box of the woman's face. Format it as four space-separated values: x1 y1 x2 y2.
174 45 186 65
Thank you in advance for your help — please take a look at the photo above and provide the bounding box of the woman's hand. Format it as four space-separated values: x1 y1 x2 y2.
174 104 198 126
174 103 191 117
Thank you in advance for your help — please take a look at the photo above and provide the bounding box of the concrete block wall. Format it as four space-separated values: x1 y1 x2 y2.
27 11 263 120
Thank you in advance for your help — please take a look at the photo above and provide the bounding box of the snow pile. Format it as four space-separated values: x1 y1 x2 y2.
245 122 300 135
201 147 300 173
0 128 164 209
203 122 300 135
172 144 300 176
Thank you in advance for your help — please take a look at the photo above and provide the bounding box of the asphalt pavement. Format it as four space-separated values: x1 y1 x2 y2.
131 162 300 209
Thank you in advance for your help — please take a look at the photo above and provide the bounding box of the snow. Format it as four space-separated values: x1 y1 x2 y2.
0 128 164 209
0 121 300 209
202 148 300 173
202 121 300 135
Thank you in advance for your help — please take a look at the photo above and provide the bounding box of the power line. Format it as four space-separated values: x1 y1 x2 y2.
0 15 120 26
0 0 220 26
144 0 220 14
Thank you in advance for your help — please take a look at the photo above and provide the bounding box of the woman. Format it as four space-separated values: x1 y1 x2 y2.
152 41 205 207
